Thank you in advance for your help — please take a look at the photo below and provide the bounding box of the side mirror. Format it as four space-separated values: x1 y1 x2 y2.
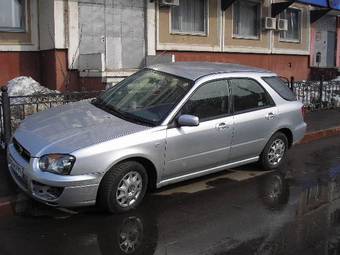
177 114 199 127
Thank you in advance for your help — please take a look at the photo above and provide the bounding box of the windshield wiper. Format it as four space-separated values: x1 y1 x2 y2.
92 98 155 126
120 112 156 127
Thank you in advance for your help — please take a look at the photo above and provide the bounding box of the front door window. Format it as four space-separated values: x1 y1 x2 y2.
181 79 230 121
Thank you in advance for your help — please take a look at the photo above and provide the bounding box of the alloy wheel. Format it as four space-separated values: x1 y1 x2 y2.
116 171 143 208
267 139 286 166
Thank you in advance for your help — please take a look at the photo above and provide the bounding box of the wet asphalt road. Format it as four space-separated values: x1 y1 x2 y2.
1 136 340 255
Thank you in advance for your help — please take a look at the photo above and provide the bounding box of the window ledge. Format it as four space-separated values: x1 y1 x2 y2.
0 28 26 33
170 31 208 37
79 69 138 78
279 38 301 44
232 35 260 40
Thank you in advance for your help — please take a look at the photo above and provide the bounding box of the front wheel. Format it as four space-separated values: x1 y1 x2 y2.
97 161 148 214
260 132 288 171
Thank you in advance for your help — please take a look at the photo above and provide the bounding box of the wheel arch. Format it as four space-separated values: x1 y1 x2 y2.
101 156 159 192
276 128 293 148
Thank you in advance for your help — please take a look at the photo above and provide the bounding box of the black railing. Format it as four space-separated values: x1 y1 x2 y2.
0 87 103 148
1 79 340 148
0 93 4 148
292 80 340 110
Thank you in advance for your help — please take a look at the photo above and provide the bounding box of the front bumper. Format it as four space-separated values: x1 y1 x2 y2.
7 143 102 207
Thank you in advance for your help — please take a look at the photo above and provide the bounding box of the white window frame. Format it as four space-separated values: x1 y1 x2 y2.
169 0 209 36
279 7 302 43
232 0 262 40
0 0 27 33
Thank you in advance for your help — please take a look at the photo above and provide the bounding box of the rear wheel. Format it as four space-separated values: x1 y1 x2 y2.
260 132 288 170
98 161 148 214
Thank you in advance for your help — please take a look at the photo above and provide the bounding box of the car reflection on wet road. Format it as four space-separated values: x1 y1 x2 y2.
2 137 340 255
0 169 339 255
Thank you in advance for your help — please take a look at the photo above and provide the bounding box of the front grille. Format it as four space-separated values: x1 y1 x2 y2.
11 168 28 189
13 138 31 162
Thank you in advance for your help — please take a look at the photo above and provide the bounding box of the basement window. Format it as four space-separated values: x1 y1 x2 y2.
171 0 208 35
233 0 261 39
0 0 26 32
279 8 301 43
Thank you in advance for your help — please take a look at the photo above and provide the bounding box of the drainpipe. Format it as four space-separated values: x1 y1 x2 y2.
144 0 148 68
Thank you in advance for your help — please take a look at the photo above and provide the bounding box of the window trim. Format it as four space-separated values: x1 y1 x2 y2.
103 68 195 127
0 0 27 33
278 7 302 44
231 0 262 40
168 78 232 127
262 76 297 101
169 0 209 36
228 78 276 115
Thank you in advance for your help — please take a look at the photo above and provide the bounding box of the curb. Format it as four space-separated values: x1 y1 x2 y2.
299 126 340 144
0 196 15 217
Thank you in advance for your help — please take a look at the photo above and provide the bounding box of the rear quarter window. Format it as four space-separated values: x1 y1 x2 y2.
262 77 296 101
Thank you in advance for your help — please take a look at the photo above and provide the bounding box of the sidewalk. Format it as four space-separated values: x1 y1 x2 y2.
0 151 16 198
305 109 340 133
0 109 340 213
301 109 340 143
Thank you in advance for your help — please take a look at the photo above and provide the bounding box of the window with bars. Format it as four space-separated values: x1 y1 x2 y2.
233 0 261 39
171 0 207 35
279 8 301 42
0 0 26 32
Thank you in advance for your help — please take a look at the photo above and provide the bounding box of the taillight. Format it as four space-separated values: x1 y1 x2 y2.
301 106 306 120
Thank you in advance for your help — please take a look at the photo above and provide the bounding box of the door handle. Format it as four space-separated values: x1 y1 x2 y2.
216 122 229 130
265 112 275 120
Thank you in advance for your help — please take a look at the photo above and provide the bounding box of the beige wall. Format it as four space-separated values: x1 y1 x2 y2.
157 0 310 55
158 0 221 51
0 0 32 44
273 3 310 54
224 0 271 52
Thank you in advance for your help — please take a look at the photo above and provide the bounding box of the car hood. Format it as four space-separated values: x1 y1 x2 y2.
14 101 150 157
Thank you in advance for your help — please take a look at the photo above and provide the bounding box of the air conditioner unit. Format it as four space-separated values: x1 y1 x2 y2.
160 0 179 6
263 17 276 30
277 19 288 31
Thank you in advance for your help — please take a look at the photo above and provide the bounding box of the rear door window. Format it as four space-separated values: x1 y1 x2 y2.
262 76 296 101
230 78 273 113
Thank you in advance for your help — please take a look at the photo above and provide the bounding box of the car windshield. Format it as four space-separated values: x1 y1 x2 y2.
92 69 193 126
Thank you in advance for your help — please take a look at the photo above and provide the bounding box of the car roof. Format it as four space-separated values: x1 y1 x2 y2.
148 62 274 81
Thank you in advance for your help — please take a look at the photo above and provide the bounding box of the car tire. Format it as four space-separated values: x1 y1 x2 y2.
97 161 148 214
260 132 288 171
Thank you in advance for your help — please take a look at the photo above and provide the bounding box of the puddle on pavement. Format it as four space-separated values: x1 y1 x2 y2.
3 164 340 254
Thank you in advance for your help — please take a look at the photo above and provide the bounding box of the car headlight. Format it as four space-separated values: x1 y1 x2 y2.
39 154 76 175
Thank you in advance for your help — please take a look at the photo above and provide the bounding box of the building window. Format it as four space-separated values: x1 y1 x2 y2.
279 8 301 42
233 0 261 39
0 0 26 32
171 0 207 35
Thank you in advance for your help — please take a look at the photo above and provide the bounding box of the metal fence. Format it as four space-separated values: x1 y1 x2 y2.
0 93 4 149
0 87 103 148
292 80 340 110
1 79 340 148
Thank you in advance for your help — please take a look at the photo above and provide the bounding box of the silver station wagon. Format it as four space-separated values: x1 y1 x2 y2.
7 62 306 213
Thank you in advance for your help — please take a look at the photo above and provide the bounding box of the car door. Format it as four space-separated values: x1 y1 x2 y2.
229 78 278 162
163 79 234 181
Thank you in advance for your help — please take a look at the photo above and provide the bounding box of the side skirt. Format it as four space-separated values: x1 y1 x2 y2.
157 156 259 188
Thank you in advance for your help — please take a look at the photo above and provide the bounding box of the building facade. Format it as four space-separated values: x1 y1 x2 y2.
156 0 340 80
0 0 340 91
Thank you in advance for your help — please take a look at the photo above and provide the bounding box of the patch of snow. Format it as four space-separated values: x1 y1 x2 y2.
1 77 61 134
6 76 58 96
332 76 340 82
